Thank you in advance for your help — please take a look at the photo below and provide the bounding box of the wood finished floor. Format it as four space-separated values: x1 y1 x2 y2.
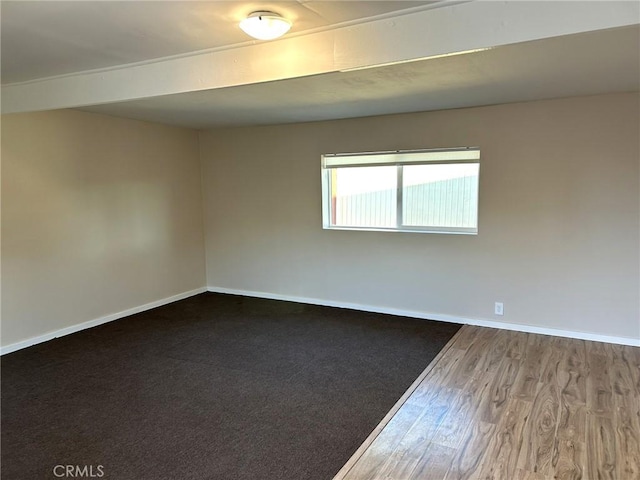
335 325 640 480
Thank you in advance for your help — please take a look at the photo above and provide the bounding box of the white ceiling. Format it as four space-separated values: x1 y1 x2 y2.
80 26 640 129
1 1 435 84
1 1 639 129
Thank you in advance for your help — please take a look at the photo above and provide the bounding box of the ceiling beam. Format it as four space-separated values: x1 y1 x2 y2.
3 1 639 114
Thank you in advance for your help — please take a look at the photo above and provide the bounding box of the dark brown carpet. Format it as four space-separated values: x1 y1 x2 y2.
1 292 460 480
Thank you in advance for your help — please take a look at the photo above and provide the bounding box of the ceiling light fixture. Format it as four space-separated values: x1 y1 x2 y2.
239 11 292 41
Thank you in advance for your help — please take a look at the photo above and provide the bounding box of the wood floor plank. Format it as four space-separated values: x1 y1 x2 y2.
554 338 589 448
375 387 456 479
505 332 527 360
556 339 587 407
621 344 640 369
342 403 427 480
407 443 456 480
514 345 562 476
614 399 640 480
430 377 489 450
514 468 550 480
442 421 496 480
516 381 559 476
556 403 587 442
609 345 640 478
445 329 497 390
452 326 485 351
478 357 520 424
613 376 640 480
552 438 585 480
475 398 531 480
477 329 517 374
409 348 466 406
512 335 553 402
621 346 640 395
587 352 614 416
585 339 609 356
586 414 618 480
610 344 637 398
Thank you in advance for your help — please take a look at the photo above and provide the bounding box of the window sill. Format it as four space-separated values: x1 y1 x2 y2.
322 226 478 235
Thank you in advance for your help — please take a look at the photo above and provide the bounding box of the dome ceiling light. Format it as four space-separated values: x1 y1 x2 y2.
239 11 292 40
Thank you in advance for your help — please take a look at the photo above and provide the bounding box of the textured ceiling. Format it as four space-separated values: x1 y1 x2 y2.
1 1 435 84
1 2 638 128
80 26 640 128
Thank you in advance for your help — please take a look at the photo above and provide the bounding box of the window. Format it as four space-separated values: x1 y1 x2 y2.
321 148 480 234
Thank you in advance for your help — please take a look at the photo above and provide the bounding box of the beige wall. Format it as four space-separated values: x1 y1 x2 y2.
1 110 206 347
200 93 640 341
3 94 638 348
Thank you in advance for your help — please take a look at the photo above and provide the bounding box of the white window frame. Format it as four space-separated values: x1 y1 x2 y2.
321 147 480 235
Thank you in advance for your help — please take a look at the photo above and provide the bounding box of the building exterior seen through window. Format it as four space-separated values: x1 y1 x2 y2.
321 148 480 234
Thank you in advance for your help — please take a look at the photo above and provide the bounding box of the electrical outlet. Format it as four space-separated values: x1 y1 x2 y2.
495 302 504 316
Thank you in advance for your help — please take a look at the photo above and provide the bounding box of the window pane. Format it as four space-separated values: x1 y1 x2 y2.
402 164 479 228
331 166 396 227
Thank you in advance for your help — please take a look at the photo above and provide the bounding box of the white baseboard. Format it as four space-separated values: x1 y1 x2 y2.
0 287 207 355
207 286 640 347
4 285 636 354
